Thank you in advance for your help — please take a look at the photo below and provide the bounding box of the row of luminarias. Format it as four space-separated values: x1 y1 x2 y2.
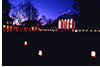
58 19 75 29
3 25 40 32
24 41 96 57
74 29 100 32
3 25 58 32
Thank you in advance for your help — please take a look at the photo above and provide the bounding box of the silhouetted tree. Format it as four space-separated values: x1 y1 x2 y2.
9 4 27 25
50 19 58 27
72 0 80 11
23 0 39 21
2 0 12 24
47 19 53 24
46 18 53 27
72 0 80 27
39 15 47 26
9 0 39 25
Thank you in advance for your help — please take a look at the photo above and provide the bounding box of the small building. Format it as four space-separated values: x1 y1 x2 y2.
58 19 75 32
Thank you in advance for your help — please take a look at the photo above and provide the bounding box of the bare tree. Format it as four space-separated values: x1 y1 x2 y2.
72 0 80 11
9 4 27 25
23 0 39 20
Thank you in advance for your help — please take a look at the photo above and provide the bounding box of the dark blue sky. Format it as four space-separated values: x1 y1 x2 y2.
9 0 78 19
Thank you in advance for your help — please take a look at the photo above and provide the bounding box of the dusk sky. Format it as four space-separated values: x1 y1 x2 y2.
9 0 78 20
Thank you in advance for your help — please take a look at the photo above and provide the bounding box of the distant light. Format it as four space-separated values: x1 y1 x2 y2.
10 22 12 24
23 24 25 26
98 30 100 32
86 29 88 32
31 27 34 31
71 19 73 21
52 29 54 32
3 25 6 32
72 29 74 32
6 21 9 24
38 50 43 56
94 30 97 32
75 29 78 32
79 29 81 32
3 25 6 28
82 29 85 32
50 29 51 31
47 29 49 31
24 41 28 46
90 30 93 32
91 51 96 58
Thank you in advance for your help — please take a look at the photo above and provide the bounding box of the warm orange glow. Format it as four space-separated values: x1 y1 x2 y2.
64 19 67 29
31 27 34 31
10 26 12 31
7 25 9 32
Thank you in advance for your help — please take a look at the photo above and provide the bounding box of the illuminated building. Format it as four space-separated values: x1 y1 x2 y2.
58 19 75 30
